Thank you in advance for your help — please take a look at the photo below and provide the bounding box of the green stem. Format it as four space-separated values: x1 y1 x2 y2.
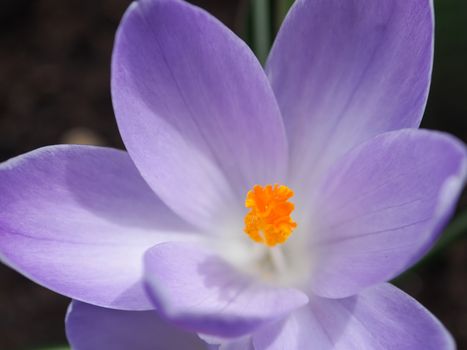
251 0 271 64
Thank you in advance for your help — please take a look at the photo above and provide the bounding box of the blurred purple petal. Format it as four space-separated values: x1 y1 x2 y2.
201 335 254 350
112 0 288 229
267 0 434 190
66 301 208 350
309 130 466 298
144 242 308 338
0 145 198 310
254 284 454 350
220 338 254 350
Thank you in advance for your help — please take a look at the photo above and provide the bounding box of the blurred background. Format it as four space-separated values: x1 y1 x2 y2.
0 0 466 349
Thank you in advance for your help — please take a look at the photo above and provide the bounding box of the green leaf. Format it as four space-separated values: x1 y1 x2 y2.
423 209 467 260
393 209 467 282
275 0 295 30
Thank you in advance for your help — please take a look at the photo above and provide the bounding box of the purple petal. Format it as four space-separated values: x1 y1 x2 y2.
0 145 198 310
267 0 434 188
200 334 254 350
144 242 308 338
66 301 208 350
220 338 254 350
309 129 466 298
112 0 288 229
254 284 454 350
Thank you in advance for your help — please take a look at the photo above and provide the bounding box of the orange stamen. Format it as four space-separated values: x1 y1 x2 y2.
243 184 297 247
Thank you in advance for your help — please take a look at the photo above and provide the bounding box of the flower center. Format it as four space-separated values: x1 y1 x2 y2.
243 184 297 247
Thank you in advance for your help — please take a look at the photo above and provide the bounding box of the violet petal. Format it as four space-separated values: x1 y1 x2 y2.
0 145 198 310
267 0 434 190
66 301 208 349
144 241 308 338
112 0 288 229
309 129 466 298
254 283 454 349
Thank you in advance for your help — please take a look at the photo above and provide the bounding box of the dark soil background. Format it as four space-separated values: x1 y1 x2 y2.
0 0 466 349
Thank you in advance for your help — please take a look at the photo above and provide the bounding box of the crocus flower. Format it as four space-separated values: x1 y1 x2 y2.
0 0 465 348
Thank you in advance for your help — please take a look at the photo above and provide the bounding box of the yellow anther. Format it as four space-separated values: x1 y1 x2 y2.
243 184 297 247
